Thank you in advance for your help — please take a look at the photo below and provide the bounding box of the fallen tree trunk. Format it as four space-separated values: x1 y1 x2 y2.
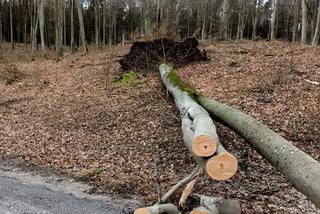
134 204 179 214
160 64 218 157
197 96 320 208
182 115 238 180
160 64 238 180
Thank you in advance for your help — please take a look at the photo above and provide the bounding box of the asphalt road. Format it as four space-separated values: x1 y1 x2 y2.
0 165 142 214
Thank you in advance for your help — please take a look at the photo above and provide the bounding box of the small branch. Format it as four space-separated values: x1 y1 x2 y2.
154 144 161 203
158 164 202 204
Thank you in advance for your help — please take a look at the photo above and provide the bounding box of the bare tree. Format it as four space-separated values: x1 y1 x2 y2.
222 0 229 39
252 0 258 40
201 0 208 40
0 0 2 46
55 0 63 56
236 0 247 42
31 0 39 59
103 0 106 45
38 0 46 57
292 0 301 42
10 0 14 49
70 0 75 53
301 0 307 44
312 1 320 46
76 0 88 52
270 0 278 40
94 0 99 47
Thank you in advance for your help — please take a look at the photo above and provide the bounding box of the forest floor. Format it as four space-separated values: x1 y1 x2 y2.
0 41 319 213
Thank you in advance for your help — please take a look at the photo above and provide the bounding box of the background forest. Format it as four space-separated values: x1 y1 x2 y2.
1 0 320 57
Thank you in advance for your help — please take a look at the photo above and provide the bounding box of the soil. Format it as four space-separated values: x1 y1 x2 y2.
0 41 319 213
119 38 207 72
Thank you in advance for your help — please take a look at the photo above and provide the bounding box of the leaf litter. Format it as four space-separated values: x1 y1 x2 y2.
0 41 319 213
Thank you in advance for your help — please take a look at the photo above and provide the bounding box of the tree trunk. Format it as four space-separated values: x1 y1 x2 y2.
312 1 320 46
301 0 307 44
191 197 241 214
108 1 113 46
201 0 208 40
159 64 238 180
197 96 320 208
236 0 245 42
31 0 39 60
103 0 106 46
134 204 179 214
9 0 14 49
38 0 46 57
144 0 151 35
252 0 258 40
94 0 99 47
292 0 301 42
75 0 88 53
113 7 117 44
70 0 74 53
0 0 2 45
156 0 160 27
222 0 229 40
63 0 66 47
55 0 63 56
270 0 278 40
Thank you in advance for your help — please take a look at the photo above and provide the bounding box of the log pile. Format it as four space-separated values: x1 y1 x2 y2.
160 64 238 180
135 63 320 213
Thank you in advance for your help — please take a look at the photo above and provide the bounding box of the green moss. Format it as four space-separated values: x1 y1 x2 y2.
167 67 198 99
115 71 139 86
75 167 105 181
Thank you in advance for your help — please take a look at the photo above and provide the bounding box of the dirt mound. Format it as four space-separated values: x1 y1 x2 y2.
119 38 207 72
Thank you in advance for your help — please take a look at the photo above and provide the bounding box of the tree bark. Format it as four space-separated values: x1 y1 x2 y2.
197 96 320 208
191 196 241 214
9 0 14 49
292 0 301 42
70 0 74 53
251 0 258 40
301 0 307 44
201 0 208 40
63 0 66 47
108 0 113 46
38 0 46 57
159 64 237 180
55 0 63 56
270 0 278 40
144 0 151 36
0 0 2 45
94 0 99 47
160 65 218 157
75 0 88 53
31 0 39 60
102 0 106 46
312 1 320 46
134 204 179 214
222 0 229 40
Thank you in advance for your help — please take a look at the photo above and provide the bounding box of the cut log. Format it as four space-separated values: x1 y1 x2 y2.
159 64 218 157
206 145 238 181
190 206 216 214
191 195 241 214
181 102 237 180
160 64 237 180
197 96 320 208
134 204 179 214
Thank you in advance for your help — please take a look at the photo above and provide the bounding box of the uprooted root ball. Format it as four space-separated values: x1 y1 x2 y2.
119 38 207 72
